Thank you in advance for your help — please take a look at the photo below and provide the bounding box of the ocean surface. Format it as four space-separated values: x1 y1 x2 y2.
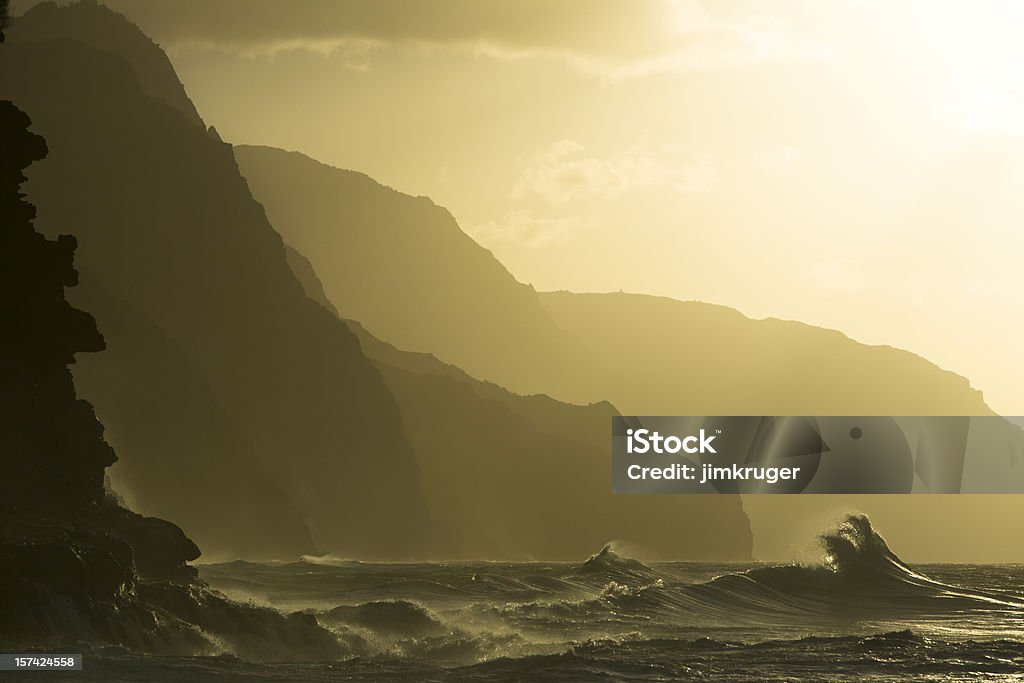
30 516 1024 681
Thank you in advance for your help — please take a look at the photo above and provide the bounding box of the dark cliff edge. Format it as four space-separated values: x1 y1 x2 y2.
70 269 318 561
0 97 342 659
1 2 430 560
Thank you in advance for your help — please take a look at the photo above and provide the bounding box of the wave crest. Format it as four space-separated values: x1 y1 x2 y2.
319 600 446 638
694 514 1019 619
576 544 653 578
818 513 912 576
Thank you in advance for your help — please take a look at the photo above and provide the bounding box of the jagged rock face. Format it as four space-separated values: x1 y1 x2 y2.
1 5 430 560
0 100 111 513
1 5 313 559
68 269 320 561
0 16 334 648
0 97 342 661
0 97 197 645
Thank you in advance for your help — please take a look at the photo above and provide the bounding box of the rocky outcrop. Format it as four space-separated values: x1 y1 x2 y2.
0 98 168 645
0 71 343 662
0 100 110 514
69 271 318 561
1 2 430 560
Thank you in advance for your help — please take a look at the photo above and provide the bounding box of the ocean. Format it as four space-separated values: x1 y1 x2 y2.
26 516 1024 681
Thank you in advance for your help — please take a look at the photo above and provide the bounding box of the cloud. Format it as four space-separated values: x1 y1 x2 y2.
513 140 718 204
55 0 832 76
467 210 580 249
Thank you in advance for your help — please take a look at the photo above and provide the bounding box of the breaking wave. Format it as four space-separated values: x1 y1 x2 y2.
474 514 1024 631
686 514 1020 618
191 513 1024 670
575 543 654 579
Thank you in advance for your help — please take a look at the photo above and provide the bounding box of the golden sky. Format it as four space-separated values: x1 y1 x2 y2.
23 0 1024 415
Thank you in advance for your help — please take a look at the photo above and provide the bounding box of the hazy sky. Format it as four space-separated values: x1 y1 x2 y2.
23 0 1024 414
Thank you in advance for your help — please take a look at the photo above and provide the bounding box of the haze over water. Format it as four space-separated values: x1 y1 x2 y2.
65 516 1024 681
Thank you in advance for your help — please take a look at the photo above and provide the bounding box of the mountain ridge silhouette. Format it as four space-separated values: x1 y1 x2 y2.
238 144 994 418
11 0 203 127
240 143 1019 563
235 143 596 400
285 245 754 560
0 45 343 655
1 6 428 560
6 0 1016 565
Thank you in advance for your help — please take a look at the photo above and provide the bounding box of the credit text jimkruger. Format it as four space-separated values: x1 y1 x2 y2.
625 428 801 485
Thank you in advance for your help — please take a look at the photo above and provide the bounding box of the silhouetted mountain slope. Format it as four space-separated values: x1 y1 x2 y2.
236 143 998 422
71 269 317 561
349 320 611 452
0 89 343 658
235 144 591 398
538 291 993 416
258 135 1010 561
535 292 1024 561
287 248 753 560
285 244 339 316
1 6 428 560
12 0 203 127
374 356 752 560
